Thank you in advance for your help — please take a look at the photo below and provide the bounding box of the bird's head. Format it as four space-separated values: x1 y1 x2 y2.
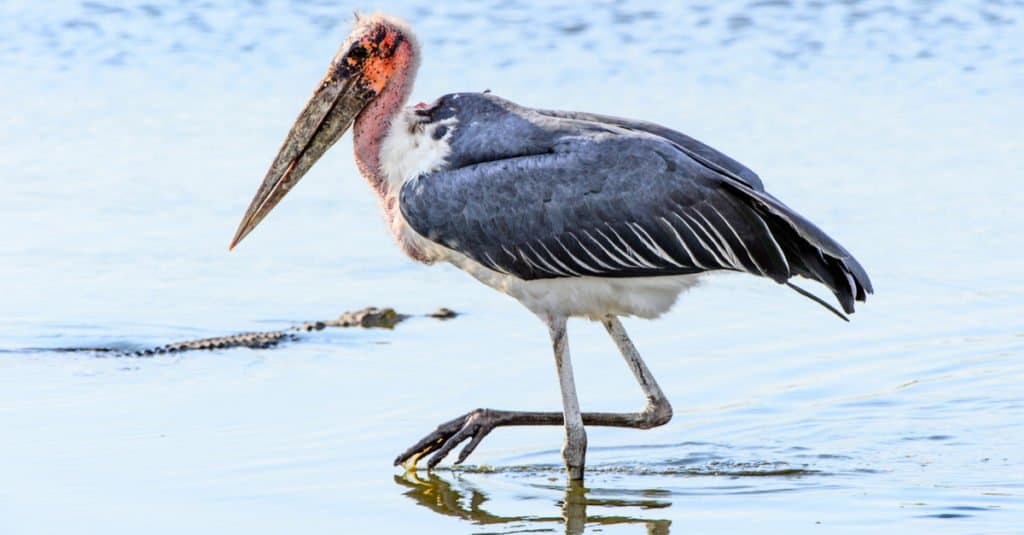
230 13 417 250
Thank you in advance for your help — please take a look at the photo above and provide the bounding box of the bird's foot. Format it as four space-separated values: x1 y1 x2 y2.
394 408 501 470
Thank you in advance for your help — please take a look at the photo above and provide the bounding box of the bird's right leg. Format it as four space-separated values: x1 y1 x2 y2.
394 314 588 479
394 316 672 474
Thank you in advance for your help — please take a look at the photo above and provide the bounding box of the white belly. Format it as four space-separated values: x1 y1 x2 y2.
447 251 701 319
511 273 701 319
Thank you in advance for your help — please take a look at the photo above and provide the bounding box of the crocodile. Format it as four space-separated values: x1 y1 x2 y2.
52 307 457 357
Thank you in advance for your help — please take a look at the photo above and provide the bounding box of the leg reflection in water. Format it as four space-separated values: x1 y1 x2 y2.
394 470 671 534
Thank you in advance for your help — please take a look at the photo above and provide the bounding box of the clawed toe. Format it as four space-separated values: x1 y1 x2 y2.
394 409 499 470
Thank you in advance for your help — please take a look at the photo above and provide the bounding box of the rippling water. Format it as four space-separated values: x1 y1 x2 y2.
1 1 1023 533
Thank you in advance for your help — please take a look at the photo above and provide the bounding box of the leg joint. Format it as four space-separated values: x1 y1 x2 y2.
638 397 673 429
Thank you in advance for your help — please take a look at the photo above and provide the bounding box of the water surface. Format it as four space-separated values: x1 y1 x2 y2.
1 1 1023 533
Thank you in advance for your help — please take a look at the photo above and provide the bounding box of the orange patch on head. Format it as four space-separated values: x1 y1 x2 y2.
350 29 405 93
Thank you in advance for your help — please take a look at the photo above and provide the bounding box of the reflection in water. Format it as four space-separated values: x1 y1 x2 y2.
395 471 671 534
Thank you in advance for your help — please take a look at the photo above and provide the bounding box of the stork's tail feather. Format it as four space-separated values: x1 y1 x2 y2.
785 281 849 321
731 184 874 317
777 228 872 314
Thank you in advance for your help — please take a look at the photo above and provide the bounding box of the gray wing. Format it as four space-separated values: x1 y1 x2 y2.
534 108 765 191
401 93 871 313
403 132 788 279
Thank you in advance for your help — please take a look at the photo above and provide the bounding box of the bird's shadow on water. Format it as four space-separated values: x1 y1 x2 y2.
395 470 673 534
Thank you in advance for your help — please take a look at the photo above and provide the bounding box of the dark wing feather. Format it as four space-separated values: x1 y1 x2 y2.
401 93 872 314
402 134 790 281
534 107 873 312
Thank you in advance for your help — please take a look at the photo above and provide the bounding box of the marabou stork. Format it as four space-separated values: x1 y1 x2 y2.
230 14 872 482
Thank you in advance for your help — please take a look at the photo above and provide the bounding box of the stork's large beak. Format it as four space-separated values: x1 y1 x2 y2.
229 66 376 250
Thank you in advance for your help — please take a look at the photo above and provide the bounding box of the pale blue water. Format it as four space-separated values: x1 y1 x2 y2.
1 1 1023 533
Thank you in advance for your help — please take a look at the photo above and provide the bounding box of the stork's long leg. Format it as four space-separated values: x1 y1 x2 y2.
599 316 673 427
548 314 587 480
394 315 673 480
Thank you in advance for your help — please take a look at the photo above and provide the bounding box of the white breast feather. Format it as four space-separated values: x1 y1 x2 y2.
378 109 457 194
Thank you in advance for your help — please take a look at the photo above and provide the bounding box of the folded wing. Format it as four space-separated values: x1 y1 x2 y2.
400 95 871 313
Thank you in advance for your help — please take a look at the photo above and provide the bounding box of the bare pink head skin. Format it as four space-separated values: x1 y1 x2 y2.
230 14 419 250
351 16 420 197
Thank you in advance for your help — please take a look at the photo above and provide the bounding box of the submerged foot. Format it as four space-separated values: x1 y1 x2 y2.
394 408 502 470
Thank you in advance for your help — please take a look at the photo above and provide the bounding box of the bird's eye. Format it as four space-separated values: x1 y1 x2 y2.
349 44 369 59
